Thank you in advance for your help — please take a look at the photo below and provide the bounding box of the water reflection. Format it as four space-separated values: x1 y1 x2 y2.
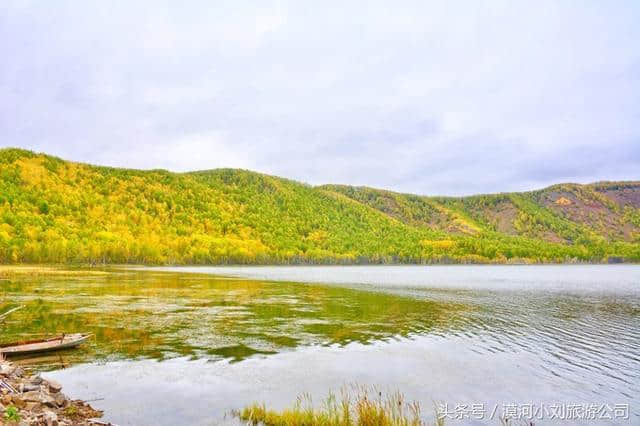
2 266 639 424
0 270 465 367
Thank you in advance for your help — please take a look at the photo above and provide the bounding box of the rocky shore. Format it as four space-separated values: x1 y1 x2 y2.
0 358 107 426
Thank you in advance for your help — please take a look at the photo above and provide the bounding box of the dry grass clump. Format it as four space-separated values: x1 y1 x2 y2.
237 386 444 426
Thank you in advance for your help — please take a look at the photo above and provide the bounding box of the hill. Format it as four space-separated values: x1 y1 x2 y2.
0 148 638 264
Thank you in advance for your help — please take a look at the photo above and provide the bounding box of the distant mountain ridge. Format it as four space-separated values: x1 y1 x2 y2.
0 148 638 264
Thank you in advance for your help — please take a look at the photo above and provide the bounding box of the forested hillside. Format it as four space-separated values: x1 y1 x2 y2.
1 148 639 264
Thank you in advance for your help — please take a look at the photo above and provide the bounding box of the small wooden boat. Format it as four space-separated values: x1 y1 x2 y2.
0 334 91 356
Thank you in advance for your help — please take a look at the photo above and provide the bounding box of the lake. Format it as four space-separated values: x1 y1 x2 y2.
1 265 638 425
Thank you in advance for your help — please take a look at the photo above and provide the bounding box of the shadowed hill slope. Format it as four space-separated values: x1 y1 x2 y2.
1 148 638 264
322 181 640 246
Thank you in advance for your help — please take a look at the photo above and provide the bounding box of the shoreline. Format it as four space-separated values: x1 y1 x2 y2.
1 260 638 273
0 358 107 426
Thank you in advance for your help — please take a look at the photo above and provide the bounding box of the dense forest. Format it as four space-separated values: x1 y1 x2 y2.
1 148 639 264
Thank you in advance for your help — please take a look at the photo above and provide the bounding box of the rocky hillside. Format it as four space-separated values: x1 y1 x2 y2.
323 181 640 245
0 148 638 264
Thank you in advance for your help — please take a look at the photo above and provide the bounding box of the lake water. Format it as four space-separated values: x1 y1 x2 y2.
1 265 638 425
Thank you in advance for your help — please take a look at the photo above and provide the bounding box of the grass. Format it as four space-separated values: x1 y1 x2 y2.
4 405 21 422
62 405 79 418
236 386 445 426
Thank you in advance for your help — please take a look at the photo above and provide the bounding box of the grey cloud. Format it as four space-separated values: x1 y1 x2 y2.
1 0 639 195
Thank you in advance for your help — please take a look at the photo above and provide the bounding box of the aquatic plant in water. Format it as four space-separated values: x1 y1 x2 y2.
236 385 444 426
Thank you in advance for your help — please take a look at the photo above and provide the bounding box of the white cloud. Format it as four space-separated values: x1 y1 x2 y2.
1 0 639 195
163 132 251 171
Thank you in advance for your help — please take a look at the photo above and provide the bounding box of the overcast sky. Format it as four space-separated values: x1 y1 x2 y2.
1 1 639 195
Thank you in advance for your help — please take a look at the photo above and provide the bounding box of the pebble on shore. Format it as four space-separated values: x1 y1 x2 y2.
0 358 107 426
